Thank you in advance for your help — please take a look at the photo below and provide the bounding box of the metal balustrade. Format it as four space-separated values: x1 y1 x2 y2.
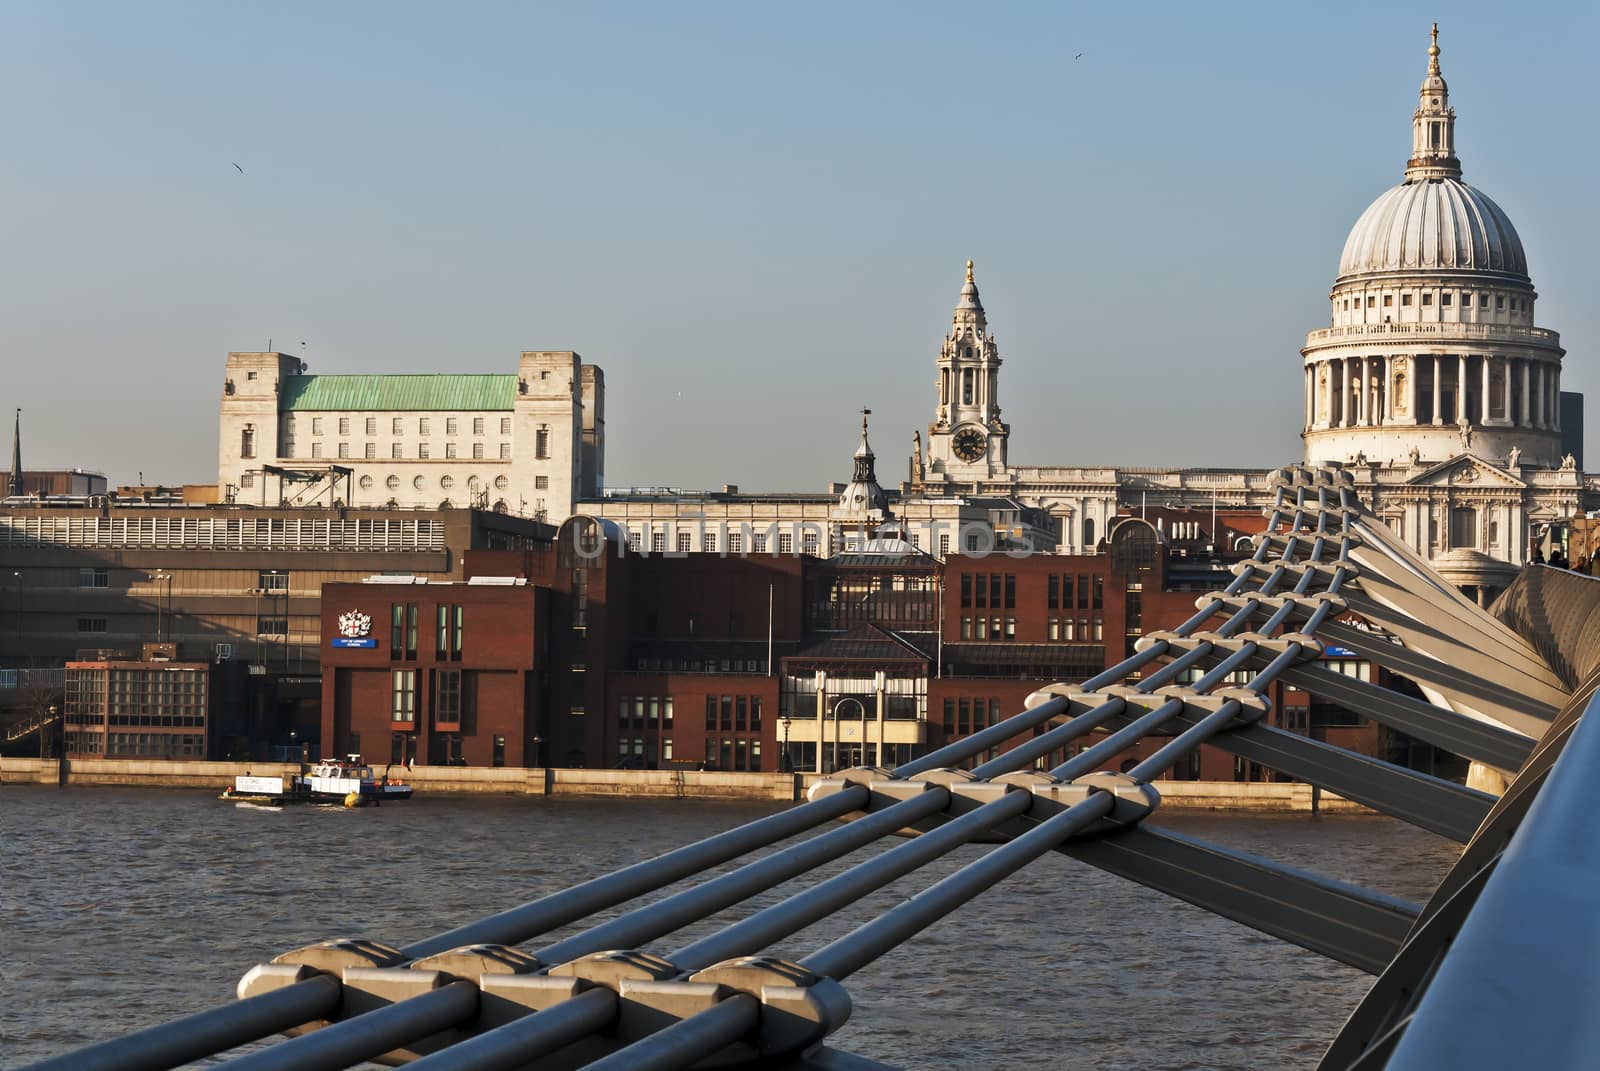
23 463 1598 1070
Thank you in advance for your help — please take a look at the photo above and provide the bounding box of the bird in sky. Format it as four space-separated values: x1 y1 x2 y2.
233 162 244 173
1075 51 1085 60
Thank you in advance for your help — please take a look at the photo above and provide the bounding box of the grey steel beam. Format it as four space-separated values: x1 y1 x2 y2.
20 976 343 1071
1060 826 1419 975
1338 582 1566 705
580 994 761 1071
213 981 480 1071
1315 621 1558 734
1207 722 1493 843
1277 662 1533 772
400 987 618 1071
403 787 870 958
1384 689 1600 1069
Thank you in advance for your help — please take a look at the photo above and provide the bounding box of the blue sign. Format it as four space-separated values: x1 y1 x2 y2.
1322 646 1357 658
331 638 378 649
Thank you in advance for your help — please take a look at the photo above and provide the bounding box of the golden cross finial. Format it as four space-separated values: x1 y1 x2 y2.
965 259 975 284
861 407 872 433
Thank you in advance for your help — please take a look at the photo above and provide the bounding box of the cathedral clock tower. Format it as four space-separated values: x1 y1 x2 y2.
923 261 1009 484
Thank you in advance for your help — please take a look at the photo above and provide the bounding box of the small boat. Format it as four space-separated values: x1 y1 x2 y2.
220 756 413 807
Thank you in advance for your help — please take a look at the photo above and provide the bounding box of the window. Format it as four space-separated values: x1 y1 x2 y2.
311 442 322 458
338 417 350 435
705 532 718 554
393 417 404 435
499 443 511 460
312 417 324 434
472 442 484 459
386 475 400 489
706 696 717 730
392 443 403 459
1422 293 1433 306
1366 295 1375 308
536 425 550 459
241 473 255 488
365 442 376 459
779 533 793 555
494 475 509 489
500 417 511 435
440 474 454 490
391 670 416 722
1463 293 1474 308
1442 292 1453 307
1047 574 1058 608
651 530 666 554
258 570 288 591
436 670 461 725
473 417 484 435
77 617 108 633
79 567 108 588
337 442 349 459
1401 293 1413 306
240 426 256 459
535 475 549 489
1383 294 1393 307
418 443 430 459
446 418 458 435
677 532 692 553
419 417 431 435
445 443 457 459
365 417 377 435
728 532 743 554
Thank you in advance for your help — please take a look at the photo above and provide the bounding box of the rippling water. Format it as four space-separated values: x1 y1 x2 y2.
0 787 1460 1069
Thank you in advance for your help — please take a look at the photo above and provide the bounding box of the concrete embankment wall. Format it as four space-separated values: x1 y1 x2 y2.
0 757 1374 812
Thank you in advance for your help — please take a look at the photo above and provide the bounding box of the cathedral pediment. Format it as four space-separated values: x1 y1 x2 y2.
1405 454 1526 489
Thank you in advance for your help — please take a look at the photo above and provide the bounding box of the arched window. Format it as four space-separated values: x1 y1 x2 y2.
1082 518 1096 549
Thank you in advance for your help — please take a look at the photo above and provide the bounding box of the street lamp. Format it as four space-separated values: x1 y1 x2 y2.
780 715 793 773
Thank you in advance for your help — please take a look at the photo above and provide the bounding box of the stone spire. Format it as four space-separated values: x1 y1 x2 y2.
953 259 986 332
8 409 20 497
1406 23 1461 181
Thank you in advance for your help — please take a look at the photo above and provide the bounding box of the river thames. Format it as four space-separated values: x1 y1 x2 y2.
0 787 1460 1069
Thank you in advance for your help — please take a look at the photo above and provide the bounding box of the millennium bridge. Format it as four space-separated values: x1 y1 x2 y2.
27 464 1599 1070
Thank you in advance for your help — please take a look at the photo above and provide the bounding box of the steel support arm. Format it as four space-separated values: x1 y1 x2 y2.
1209 722 1493 843
1277 663 1533 772
1060 826 1419 975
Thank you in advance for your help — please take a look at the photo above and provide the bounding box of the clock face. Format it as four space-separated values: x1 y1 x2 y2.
953 427 987 462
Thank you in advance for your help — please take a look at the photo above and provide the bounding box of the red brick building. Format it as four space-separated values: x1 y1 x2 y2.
319 579 548 767
316 512 1417 779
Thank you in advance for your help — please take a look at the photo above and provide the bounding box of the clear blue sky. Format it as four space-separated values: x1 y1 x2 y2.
2 1 1596 490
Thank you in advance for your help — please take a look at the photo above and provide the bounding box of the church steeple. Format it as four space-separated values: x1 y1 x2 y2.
954 259 987 332
838 408 886 512
1406 23 1461 181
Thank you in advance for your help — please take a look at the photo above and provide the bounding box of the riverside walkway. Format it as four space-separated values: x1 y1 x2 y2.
26 464 1598 1070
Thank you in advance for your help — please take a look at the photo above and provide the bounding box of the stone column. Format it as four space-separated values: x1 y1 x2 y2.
1535 364 1546 428
1521 359 1531 426
1551 368 1561 432
1383 355 1393 424
1440 358 1452 425
1408 356 1420 422
1482 356 1491 424
1458 355 1468 425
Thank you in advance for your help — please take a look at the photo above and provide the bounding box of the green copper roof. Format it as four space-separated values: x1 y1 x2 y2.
280 374 517 412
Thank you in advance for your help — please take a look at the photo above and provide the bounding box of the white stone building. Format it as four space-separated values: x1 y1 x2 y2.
218 350 603 524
